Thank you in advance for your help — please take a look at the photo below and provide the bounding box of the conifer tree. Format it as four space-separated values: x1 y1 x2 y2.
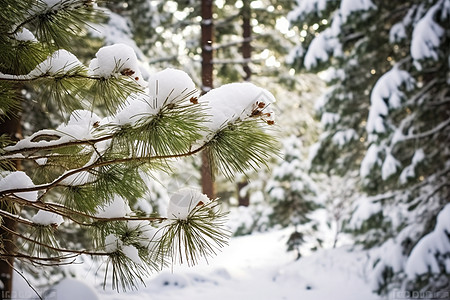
289 0 450 295
0 0 278 294
266 135 321 259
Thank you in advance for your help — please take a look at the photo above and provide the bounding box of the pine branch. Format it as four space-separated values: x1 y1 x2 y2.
4 252 77 267
154 201 230 267
2 118 279 200
103 250 148 291
1 194 166 227
0 224 108 257
205 119 279 179
0 71 145 115
109 91 206 158
8 0 103 49
2 134 113 156
87 76 145 115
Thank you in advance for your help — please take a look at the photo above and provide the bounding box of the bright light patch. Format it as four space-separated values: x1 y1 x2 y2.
276 17 290 34
261 49 270 59
251 1 263 8
174 10 187 20
265 56 280 68
164 1 177 13
216 0 225 9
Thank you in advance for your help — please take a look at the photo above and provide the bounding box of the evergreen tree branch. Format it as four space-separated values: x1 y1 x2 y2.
0 142 208 197
2 134 113 156
7 0 101 48
1 195 166 227
4 252 78 267
0 209 35 226
0 224 108 257
401 118 450 141
153 201 230 267
2 118 278 199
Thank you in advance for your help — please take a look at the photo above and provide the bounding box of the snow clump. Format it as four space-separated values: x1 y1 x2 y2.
167 189 210 220
31 210 64 226
88 43 146 86
0 171 38 202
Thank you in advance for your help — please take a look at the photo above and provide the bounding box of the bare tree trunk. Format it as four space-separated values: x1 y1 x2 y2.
0 114 21 298
237 0 251 207
241 0 252 81
200 0 215 199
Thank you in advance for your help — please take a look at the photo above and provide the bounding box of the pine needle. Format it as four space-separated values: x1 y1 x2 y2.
206 119 279 179
153 201 230 267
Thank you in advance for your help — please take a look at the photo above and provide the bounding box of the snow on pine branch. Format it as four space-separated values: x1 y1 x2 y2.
30 49 83 77
339 0 376 22
360 143 381 178
0 44 145 89
88 43 147 86
1 56 277 210
0 50 83 80
366 65 415 134
96 195 132 219
2 71 277 197
13 28 37 42
113 68 197 125
404 203 450 278
4 109 102 152
198 82 276 133
0 171 38 202
288 0 376 22
303 14 343 69
1 42 278 202
287 0 330 21
31 210 64 226
411 0 447 69
399 148 425 184
167 189 210 220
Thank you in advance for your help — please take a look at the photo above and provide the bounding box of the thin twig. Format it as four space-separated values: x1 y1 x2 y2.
1 224 108 257
9 261 43 300
0 141 208 196
3 134 113 156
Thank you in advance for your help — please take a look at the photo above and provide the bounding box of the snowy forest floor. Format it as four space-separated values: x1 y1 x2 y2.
15 228 382 300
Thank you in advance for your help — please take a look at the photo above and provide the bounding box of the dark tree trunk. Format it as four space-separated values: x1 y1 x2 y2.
241 0 252 81
237 0 252 207
200 0 215 199
0 114 22 298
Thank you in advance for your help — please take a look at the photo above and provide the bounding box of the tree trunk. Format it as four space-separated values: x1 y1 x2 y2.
241 0 252 81
237 0 251 207
200 0 215 199
0 114 22 298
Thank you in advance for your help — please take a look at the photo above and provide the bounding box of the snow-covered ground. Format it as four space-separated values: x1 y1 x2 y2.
14 229 381 300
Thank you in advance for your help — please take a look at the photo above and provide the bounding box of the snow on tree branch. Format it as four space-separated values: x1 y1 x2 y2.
411 0 447 69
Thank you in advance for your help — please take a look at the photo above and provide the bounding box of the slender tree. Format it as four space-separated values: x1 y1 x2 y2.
200 0 215 199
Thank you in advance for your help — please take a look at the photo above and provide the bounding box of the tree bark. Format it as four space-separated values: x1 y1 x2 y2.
200 0 215 199
241 0 252 81
0 114 22 298
237 0 251 207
